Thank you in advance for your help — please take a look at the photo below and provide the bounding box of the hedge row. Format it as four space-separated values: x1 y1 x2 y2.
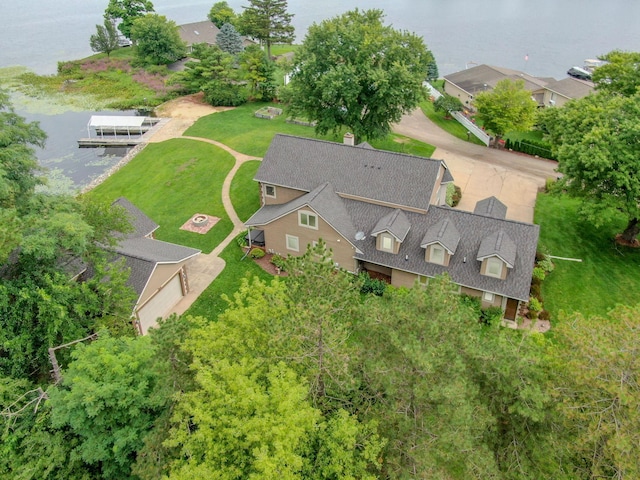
505 138 556 160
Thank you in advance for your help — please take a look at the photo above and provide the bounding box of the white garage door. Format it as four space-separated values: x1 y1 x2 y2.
137 274 183 334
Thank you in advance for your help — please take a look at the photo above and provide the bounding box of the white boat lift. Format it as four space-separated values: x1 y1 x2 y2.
87 115 148 139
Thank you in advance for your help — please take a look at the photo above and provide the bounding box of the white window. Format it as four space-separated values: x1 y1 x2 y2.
380 234 394 252
264 184 276 198
286 234 299 252
298 211 318 229
486 257 502 278
483 291 494 302
430 244 445 265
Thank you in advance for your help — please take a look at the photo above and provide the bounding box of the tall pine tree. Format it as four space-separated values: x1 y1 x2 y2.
216 22 244 55
239 0 294 58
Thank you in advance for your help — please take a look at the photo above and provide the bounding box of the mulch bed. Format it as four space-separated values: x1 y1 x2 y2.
246 249 288 277
615 234 640 248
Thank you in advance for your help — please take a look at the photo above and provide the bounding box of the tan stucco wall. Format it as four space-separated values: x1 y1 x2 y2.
479 257 507 280
261 208 357 272
444 80 475 109
391 269 423 289
261 183 306 206
139 263 187 305
460 286 504 309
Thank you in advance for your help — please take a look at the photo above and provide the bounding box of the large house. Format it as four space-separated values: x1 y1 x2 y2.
246 135 540 321
112 198 200 334
443 64 593 109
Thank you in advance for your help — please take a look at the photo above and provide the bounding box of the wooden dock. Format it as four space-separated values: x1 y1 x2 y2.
78 137 144 147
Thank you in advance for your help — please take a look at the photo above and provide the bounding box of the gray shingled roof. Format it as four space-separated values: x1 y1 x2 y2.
110 198 200 298
474 196 507 219
349 202 539 301
442 168 454 184
246 183 358 246
255 135 445 211
476 230 517 267
371 209 411 242
420 217 461 254
444 64 550 95
538 77 594 99
112 197 158 238
178 20 220 46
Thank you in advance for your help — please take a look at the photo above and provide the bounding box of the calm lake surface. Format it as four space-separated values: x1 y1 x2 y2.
1 0 639 191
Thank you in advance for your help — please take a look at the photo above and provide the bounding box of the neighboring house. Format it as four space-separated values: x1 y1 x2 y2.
177 20 255 53
443 64 593 109
246 135 540 322
531 76 594 107
112 198 200 334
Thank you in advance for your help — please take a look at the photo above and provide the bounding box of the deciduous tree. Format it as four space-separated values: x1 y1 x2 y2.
130 13 186 65
208 1 237 28
474 78 537 145
541 91 640 243
287 9 433 142
105 0 155 40
89 17 121 57
238 0 294 59
592 49 640 97
48 334 170 479
241 44 277 101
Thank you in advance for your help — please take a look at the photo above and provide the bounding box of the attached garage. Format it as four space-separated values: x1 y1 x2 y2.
137 274 184 334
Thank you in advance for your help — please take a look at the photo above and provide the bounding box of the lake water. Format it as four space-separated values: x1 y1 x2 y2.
2 0 639 191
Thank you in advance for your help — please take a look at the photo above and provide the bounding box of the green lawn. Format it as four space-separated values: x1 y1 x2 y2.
419 100 486 145
185 102 435 158
85 138 235 253
535 193 640 318
185 240 273 321
231 160 261 222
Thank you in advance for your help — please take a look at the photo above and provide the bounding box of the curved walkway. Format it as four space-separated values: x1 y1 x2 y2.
168 135 261 317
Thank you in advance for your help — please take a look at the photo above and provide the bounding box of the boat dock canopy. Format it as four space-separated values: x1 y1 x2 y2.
88 115 147 138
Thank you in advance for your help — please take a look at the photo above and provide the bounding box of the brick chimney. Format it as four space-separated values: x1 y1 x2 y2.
343 132 355 146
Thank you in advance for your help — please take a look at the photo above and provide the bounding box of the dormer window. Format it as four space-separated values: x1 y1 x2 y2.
380 233 394 252
264 184 276 198
485 257 503 278
429 244 445 265
298 210 318 229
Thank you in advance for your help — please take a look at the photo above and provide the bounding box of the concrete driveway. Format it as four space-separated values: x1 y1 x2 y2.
394 110 558 223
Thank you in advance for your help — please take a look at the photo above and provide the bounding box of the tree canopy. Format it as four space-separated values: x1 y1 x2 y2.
216 22 244 55
473 78 537 143
238 0 294 59
208 1 237 28
541 90 640 242
105 0 155 40
287 9 433 142
592 49 640 97
130 13 186 65
89 17 121 57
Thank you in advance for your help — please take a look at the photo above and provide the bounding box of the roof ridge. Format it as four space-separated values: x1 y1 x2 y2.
437 218 450 238
432 205 538 228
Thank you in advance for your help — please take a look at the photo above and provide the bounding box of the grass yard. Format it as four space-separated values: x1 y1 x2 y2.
85 138 235 253
230 160 261 222
535 193 640 318
185 240 274 321
419 100 486 146
185 102 435 158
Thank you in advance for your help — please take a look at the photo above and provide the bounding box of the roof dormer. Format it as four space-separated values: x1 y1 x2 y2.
477 230 516 279
421 218 460 266
371 209 411 254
